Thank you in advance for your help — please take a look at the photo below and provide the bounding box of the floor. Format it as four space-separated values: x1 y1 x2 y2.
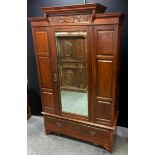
27 116 128 155
61 90 88 116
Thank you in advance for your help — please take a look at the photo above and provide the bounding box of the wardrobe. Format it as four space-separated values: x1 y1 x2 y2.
29 3 124 152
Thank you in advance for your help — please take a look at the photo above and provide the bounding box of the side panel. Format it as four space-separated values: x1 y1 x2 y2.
43 92 55 109
32 28 56 114
34 32 49 56
94 25 118 125
97 60 113 98
97 30 114 55
38 57 53 89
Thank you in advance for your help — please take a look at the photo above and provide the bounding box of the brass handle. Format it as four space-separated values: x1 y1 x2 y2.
89 131 96 136
55 122 63 128
54 74 57 81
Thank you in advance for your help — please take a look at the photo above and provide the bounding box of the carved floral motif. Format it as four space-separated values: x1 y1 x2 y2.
49 15 91 24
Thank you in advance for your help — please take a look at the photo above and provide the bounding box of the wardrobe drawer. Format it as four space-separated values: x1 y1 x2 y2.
44 116 112 145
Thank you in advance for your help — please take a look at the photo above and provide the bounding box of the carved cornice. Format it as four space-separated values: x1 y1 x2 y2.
49 15 91 24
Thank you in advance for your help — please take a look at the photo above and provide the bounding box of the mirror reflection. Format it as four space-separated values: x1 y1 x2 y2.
55 32 88 116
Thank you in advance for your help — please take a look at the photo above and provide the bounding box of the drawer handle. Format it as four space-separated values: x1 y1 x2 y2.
89 131 96 136
55 122 63 128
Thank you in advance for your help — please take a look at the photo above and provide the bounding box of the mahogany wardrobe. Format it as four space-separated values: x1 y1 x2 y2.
29 3 124 153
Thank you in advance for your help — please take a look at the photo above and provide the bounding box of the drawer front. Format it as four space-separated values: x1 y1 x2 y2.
44 116 112 145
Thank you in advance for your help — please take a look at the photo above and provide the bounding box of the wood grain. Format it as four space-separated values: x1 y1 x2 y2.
97 60 113 98
38 56 53 89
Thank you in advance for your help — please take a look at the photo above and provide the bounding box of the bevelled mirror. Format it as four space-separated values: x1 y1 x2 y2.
55 32 88 116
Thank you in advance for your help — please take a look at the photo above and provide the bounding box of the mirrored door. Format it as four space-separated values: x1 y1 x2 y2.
55 32 88 116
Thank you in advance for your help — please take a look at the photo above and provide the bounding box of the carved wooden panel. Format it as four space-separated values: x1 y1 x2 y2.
49 15 91 24
97 30 114 55
34 32 49 56
57 36 87 91
43 92 55 109
62 69 74 86
58 37 86 60
97 60 113 98
75 38 86 60
95 101 112 124
61 39 75 59
38 57 53 88
61 67 86 90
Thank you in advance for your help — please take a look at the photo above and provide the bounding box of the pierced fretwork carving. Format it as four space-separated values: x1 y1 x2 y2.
49 15 91 24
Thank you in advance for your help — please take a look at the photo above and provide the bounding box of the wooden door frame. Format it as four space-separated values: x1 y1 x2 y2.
48 25 93 122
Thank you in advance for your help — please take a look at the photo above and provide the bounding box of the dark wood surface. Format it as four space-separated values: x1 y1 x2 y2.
44 115 113 151
29 3 124 153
